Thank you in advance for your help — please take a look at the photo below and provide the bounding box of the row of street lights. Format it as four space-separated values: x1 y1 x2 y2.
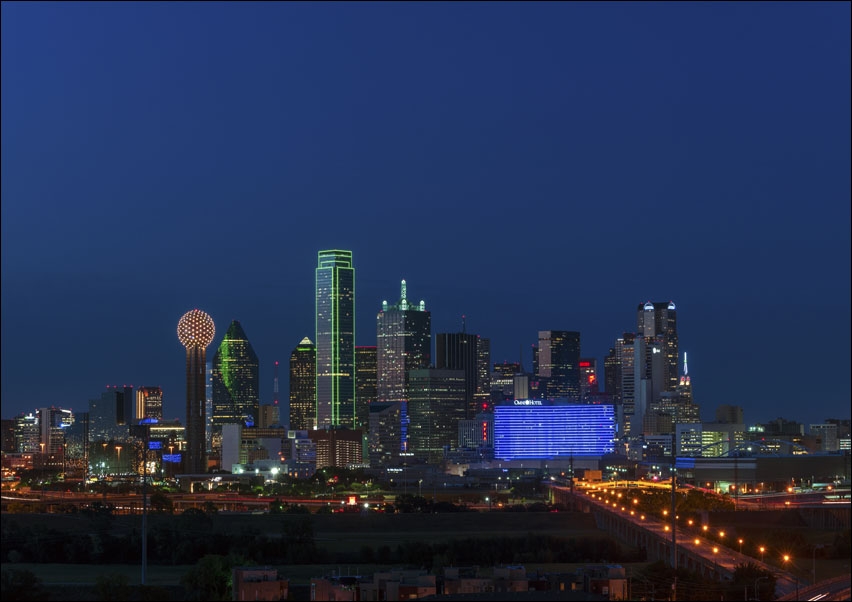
584 484 809 588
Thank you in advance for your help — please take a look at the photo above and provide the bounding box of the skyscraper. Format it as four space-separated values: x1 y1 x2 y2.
408 368 466 463
316 250 356 429
177 309 215 474
355 346 377 431
211 320 260 430
579 358 599 401
289 337 316 431
535 330 581 401
376 279 431 451
435 332 478 418
637 301 679 392
136 386 163 422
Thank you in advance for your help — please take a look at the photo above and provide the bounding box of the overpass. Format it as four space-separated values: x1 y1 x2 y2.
552 485 803 598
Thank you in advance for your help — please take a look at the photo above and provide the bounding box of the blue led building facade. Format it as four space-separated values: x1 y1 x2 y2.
493 401 616 460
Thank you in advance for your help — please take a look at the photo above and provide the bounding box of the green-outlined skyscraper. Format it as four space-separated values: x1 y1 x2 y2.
316 250 355 429
211 320 260 431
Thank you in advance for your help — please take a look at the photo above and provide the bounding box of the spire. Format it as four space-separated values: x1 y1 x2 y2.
401 279 407 301
400 279 408 311
683 352 688 376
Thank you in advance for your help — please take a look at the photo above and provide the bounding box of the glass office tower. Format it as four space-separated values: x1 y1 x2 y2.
211 320 260 431
290 337 316 431
315 250 356 429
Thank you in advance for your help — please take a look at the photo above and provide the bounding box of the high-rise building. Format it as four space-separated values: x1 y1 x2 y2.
475 336 492 412
89 385 134 442
355 346 377 431
614 334 636 437
579 358 599 401
637 301 679 393
491 361 521 404
604 347 619 401
407 368 466 463
435 332 478 418
716 404 744 424
177 308 215 474
212 320 260 430
376 279 431 451
289 337 316 431
136 386 163 422
316 250 356 429
535 331 581 401
368 401 401 466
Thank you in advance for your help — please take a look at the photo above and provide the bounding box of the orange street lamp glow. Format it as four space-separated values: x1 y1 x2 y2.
702 525 709 532
688 519 694 526
694 538 700 545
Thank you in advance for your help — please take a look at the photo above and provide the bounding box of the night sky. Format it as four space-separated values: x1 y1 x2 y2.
2 2 849 426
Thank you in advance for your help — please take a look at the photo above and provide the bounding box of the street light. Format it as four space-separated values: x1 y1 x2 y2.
713 547 719 576
738 538 744 554
759 546 765 563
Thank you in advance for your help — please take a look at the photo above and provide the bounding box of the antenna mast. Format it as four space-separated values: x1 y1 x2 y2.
273 360 279 406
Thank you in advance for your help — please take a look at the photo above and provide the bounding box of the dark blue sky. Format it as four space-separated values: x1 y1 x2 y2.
2 2 849 425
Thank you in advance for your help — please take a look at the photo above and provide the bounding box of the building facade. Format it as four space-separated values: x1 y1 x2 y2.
493 401 616 460
355 345 377 431
637 301 679 393
535 331 581 401
315 250 356 429
376 279 431 452
289 337 316 431
136 386 163 422
211 320 260 431
407 368 467 463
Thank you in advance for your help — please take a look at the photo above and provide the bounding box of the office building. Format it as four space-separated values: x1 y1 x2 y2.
316 250 356 429
475 336 492 412
407 368 466 463
368 402 401 466
491 361 521 404
289 337 316 431
309 427 364 469
459 412 493 450
535 331 581 401
212 320 260 430
355 345 377 431
716 404 744 424
177 308 215 474
376 279 431 451
435 332 479 418
136 386 163 422
89 385 134 442
637 301 679 393
579 358 599 401
258 404 280 429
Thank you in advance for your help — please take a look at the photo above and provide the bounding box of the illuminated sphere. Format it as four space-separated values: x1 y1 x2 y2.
177 309 215 349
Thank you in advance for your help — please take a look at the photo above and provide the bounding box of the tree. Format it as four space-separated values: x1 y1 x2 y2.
0 569 49 601
181 554 247 601
95 573 130 601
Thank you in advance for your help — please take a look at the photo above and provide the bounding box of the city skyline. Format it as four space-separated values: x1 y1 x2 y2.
1 3 850 426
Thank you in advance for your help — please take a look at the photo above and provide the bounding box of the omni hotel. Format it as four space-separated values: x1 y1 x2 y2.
492 399 616 462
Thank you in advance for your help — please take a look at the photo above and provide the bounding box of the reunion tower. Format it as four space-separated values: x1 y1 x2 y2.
177 309 215 474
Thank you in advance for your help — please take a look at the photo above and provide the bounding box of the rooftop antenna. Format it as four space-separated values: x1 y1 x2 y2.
462 314 466 333
273 360 279 406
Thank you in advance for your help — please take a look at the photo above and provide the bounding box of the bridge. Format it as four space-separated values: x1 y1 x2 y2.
552 485 804 598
